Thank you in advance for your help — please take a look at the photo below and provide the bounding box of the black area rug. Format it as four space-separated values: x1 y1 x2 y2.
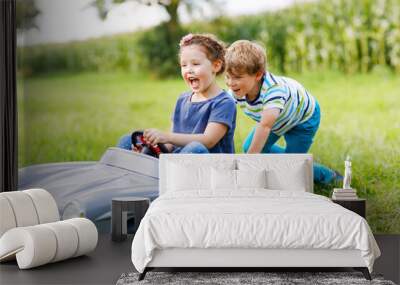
116 271 396 285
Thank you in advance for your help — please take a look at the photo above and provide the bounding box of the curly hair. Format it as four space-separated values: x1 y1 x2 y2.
179 33 226 75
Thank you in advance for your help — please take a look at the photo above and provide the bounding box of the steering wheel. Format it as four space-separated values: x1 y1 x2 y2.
131 131 169 158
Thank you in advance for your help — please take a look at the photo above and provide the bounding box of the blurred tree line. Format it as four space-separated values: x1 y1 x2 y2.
18 0 400 77
91 0 201 76
16 0 40 30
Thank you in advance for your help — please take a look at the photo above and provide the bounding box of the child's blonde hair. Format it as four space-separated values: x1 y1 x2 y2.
179 33 226 75
225 40 266 75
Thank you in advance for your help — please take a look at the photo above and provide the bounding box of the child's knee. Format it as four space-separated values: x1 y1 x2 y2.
182 141 208 154
188 141 208 152
117 134 132 150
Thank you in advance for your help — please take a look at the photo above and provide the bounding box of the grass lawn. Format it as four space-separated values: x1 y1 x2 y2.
18 70 400 233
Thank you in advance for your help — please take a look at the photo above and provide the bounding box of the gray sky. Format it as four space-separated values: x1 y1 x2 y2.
22 0 305 45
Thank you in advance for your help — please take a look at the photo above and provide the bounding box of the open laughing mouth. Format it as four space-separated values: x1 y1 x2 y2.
188 76 200 89
232 88 241 95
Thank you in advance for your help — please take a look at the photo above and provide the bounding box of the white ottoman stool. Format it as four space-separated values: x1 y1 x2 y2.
0 189 98 269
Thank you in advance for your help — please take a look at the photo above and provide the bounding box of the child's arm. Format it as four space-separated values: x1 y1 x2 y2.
164 125 175 152
247 108 280 153
169 122 228 149
144 122 228 149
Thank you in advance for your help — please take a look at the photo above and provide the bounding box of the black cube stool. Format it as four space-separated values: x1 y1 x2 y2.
111 197 150 242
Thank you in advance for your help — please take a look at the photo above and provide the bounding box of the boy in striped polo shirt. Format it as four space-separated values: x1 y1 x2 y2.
225 40 340 184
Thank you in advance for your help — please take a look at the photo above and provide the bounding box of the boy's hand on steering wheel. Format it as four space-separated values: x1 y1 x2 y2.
143 129 169 145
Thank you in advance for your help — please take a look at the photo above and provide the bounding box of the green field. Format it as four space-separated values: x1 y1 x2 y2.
18 70 400 233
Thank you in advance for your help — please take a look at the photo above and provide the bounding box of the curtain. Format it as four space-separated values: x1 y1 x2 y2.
0 0 17 192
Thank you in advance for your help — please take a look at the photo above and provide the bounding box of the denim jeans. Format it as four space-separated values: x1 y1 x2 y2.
243 103 336 184
117 134 209 154
117 134 133 150
172 141 209 154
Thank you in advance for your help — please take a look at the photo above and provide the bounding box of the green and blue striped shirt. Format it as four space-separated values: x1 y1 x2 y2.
232 72 316 136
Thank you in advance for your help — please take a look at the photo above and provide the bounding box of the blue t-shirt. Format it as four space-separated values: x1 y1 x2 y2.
172 91 237 153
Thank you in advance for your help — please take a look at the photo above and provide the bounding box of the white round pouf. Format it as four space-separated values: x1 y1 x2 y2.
64 218 98 257
0 196 17 237
24 188 60 224
0 189 98 269
1 192 39 227
0 226 57 269
42 221 79 262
